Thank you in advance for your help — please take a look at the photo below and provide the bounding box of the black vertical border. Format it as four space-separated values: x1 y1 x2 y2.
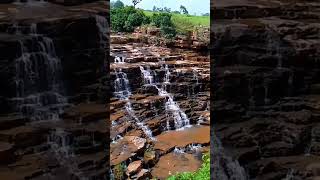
209 0 214 179
106 0 111 179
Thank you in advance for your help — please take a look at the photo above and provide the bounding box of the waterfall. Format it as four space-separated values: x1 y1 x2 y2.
8 23 91 178
114 69 131 99
139 66 154 85
212 131 248 180
163 64 171 84
192 68 199 84
266 26 283 68
174 144 202 154
11 23 68 121
95 15 108 49
288 71 294 96
197 115 204 125
264 81 270 105
114 56 125 63
113 56 154 140
139 64 190 130
13 0 46 6
305 128 315 156
282 169 295 180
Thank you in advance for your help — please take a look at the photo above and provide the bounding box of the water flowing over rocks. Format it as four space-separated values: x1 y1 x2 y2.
212 0 320 179
0 1 108 179
110 31 210 179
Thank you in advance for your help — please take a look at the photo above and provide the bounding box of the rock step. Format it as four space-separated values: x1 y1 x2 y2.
110 136 146 166
0 142 15 164
62 103 107 123
154 126 210 154
151 152 202 180
0 114 29 131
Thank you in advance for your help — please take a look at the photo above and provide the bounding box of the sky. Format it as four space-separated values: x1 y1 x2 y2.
118 0 210 16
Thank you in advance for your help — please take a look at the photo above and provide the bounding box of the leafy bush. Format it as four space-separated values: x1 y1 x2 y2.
142 15 151 25
160 26 176 39
151 13 173 28
112 0 124 9
151 13 176 39
111 7 178 38
167 153 210 180
113 163 126 180
111 6 149 32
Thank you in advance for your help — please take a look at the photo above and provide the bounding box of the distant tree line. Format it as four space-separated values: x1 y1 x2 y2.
152 5 189 15
111 0 176 38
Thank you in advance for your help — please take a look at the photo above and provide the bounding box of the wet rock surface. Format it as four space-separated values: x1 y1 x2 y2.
212 0 320 179
0 1 108 179
110 34 210 179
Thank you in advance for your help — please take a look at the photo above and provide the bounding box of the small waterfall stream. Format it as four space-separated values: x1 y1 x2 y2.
212 131 248 180
282 169 295 180
9 23 90 179
139 61 190 130
11 23 68 121
113 56 155 141
95 15 108 49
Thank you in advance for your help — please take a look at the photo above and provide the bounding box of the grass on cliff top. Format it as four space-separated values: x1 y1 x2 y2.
166 152 210 180
143 10 209 34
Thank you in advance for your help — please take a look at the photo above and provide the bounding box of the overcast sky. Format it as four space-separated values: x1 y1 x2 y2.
117 0 210 15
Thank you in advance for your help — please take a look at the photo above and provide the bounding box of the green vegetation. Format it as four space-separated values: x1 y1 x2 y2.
151 13 176 38
113 163 126 179
111 0 209 37
111 6 150 32
111 0 124 9
167 153 210 180
180 5 188 15
143 10 209 35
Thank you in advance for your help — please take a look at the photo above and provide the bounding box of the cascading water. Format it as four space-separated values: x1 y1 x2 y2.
13 0 46 6
9 23 89 179
113 56 154 141
95 15 108 49
174 143 203 154
264 81 270 105
266 26 283 68
282 169 295 180
139 63 190 130
114 69 131 99
305 128 315 156
212 131 248 180
11 23 68 121
192 68 199 84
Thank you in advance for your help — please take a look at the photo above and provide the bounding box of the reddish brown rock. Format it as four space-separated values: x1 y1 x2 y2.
135 169 152 180
151 153 201 180
126 160 142 176
154 126 210 154
0 142 14 164
144 149 158 166
110 136 146 166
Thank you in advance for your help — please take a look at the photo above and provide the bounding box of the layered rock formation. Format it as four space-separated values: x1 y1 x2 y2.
212 0 320 179
112 26 210 51
110 34 210 179
0 1 108 179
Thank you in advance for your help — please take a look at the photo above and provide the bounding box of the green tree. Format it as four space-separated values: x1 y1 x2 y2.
167 153 210 180
132 0 142 7
151 13 176 38
180 5 188 15
112 0 124 9
111 6 149 32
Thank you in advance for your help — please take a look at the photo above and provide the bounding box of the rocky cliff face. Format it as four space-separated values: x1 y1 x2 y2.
212 0 320 179
110 34 210 179
0 1 108 179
